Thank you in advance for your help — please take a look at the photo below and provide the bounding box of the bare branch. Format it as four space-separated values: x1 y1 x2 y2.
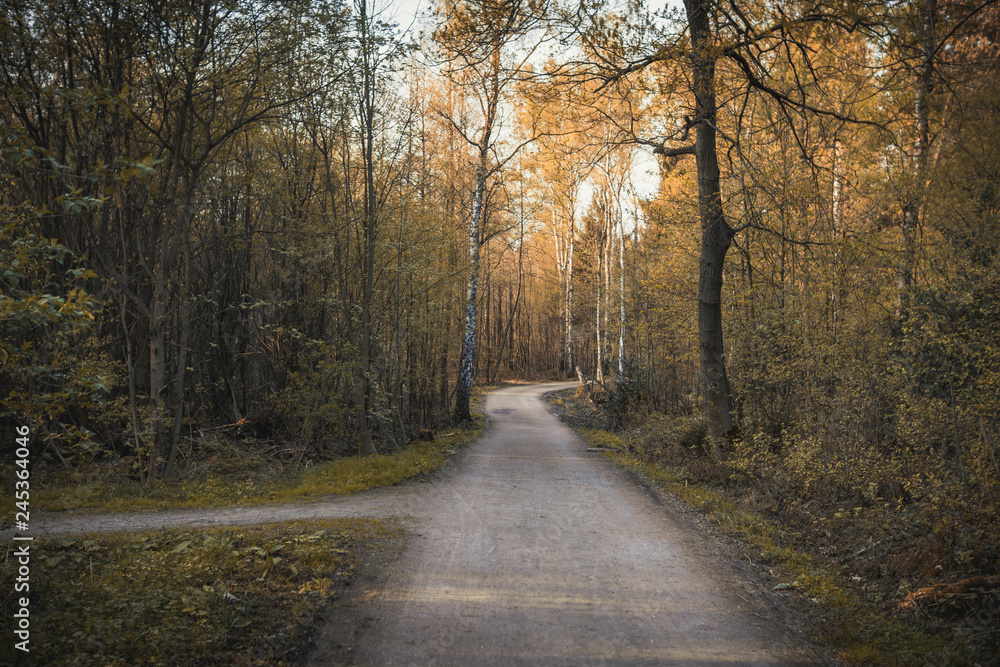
725 49 888 132
652 143 695 157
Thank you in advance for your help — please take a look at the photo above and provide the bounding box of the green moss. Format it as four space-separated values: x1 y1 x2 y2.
271 426 483 502
30 416 485 514
0 518 401 665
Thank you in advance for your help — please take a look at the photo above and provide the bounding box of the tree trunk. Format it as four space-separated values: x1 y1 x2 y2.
354 0 378 455
897 0 935 320
163 196 194 480
147 283 167 483
147 160 186 483
440 293 452 421
566 212 575 377
453 39 500 422
685 0 735 455
831 137 843 336
491 214 524 383
454 165 485 422
595 222 604 386
618 208 626 380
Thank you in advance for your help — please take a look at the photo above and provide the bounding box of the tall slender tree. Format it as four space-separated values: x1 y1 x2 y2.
431 0 549 421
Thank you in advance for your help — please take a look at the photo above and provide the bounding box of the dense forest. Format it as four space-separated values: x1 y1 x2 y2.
2 0 999 656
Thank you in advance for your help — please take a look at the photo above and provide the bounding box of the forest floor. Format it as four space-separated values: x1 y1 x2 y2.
4 382 835 665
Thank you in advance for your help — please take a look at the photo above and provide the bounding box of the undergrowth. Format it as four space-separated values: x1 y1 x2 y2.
0 518 401 665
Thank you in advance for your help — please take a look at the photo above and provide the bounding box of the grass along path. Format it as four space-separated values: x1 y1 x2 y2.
13 418 484 517
1 518 403 665
0 408 486 663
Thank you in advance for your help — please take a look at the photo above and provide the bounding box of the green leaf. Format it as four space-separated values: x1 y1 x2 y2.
171 540 193 553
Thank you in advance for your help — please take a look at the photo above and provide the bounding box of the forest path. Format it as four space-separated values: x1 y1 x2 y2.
305 383 826 666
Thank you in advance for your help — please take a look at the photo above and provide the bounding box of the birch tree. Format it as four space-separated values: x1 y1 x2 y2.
431 0 549 421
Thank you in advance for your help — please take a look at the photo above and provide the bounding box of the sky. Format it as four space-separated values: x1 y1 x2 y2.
380 0 428 37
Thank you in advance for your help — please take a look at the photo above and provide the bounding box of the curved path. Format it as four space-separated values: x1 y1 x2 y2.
7 383 827 664
307 383 826 665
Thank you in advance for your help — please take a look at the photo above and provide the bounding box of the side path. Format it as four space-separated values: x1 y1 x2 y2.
1 485 425 540
306 383 831 666
3 387 555 541
1 441 476 540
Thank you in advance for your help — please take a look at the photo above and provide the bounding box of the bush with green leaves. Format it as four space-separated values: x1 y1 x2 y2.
0 207 108 457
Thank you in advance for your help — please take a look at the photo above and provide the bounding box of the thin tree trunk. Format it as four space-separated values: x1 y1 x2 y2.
454 41 500 422
595 223 604 386
604 222 611 372
441 293 452 420
484 273 492 379
831 137 845 339
566 212 575 377
163 197 194 480
553 209 566 373
454 165 485 421
491 215 525 383
618 208 626 380
354 0 377 455
120 297 145 483
147 280 166 482
897 0 935 319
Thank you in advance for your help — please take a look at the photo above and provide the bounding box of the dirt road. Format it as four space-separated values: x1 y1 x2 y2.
306 383 826 665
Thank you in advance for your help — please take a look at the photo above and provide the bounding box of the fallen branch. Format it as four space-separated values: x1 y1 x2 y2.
898 575 1000 611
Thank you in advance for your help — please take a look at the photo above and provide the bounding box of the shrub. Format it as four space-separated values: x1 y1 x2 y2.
0 208 109 458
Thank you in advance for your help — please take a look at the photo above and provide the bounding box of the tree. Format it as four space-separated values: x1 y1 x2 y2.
431 0 550 421
520 73 595 376
133 0 337 479
573 0 889 453
0 201 104 459
1 0 347 479
349 0 410 455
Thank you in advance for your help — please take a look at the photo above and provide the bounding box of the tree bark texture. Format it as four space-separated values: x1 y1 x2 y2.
685 0 735 453
454 166 485 422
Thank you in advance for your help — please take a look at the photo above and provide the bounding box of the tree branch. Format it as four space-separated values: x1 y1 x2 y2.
652 142 695 157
